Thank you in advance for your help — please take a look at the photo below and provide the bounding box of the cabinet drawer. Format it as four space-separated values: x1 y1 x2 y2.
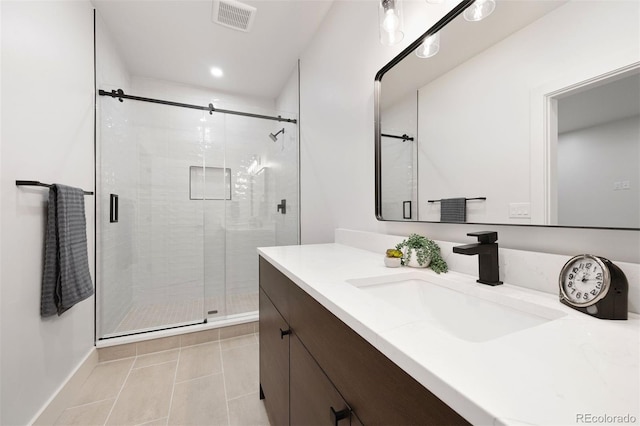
290 335 355 426
290 282 469 425
259 256 291 322
259 288 290 426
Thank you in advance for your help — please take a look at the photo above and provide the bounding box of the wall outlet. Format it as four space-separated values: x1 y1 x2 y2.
614 180 631 191
509 202 531 218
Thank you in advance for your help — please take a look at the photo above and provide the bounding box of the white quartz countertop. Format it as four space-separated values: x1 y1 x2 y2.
257 243 640 426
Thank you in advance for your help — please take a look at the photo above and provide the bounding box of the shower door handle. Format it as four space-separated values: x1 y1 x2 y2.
403 201 412 219
110 194 119 223
277 199 286 214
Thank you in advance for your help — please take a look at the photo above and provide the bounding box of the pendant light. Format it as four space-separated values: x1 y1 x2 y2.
379 0 404 46
463 0 496 22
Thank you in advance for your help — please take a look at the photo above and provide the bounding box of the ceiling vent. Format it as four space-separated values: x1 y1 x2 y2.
212 0 257 32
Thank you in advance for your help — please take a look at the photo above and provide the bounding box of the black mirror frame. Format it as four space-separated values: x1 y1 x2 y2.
375 0 474 221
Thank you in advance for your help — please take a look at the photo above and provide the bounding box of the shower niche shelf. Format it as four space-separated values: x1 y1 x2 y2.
189 166 231 200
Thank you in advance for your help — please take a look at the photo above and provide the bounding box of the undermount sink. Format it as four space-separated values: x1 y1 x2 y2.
347 272 566 342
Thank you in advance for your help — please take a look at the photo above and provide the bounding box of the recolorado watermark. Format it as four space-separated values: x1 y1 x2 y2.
576 413 637 424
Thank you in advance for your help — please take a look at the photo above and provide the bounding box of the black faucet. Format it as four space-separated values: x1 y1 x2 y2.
453 231 503 286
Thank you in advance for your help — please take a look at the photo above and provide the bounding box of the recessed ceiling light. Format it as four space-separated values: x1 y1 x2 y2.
210 67 224 78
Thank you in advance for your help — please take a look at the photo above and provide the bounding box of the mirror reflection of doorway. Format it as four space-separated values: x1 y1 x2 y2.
551 69 640 229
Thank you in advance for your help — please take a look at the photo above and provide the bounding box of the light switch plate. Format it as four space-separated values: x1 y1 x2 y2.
509 202 531 218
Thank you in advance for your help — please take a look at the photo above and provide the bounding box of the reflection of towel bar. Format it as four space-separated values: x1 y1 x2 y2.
381 133 414 142
16 180 94 195
428 197 486 203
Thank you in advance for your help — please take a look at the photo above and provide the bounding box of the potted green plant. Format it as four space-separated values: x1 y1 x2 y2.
384 248 403 267
395 234 448 273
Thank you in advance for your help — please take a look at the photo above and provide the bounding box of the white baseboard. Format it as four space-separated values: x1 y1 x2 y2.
30 348 98 426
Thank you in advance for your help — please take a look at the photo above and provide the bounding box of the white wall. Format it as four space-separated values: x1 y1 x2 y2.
558 115 640 228
299 0 445 244
1 1 95 424
299 0 640 263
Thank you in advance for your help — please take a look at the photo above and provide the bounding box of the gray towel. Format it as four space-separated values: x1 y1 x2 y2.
41 184 94 317
440 197 466 222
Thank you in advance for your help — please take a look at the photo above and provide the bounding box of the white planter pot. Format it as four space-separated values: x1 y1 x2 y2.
384 257 402 268
405 249 431 268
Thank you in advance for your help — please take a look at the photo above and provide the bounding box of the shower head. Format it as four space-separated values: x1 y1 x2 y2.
269 128 285 142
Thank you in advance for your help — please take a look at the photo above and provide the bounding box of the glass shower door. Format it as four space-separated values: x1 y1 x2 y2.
205 110 299 321
98 97 210 338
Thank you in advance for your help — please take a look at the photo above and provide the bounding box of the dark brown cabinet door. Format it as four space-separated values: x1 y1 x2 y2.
259 288 290 426
290 335 354 426
259 256 291 322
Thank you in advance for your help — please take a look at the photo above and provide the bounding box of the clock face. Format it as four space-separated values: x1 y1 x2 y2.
559 255 610 307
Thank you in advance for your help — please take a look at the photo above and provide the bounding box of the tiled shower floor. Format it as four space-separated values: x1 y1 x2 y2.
54 333 270 425
114 292 259 334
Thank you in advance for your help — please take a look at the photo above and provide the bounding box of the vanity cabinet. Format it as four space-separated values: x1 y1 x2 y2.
258 288 289 426
259 256 468 425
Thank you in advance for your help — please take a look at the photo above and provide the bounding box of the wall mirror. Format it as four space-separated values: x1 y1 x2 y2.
375 0 640 230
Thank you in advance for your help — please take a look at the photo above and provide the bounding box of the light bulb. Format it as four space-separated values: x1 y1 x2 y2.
463 0 496 22
383 9 400 32
415 33 440 58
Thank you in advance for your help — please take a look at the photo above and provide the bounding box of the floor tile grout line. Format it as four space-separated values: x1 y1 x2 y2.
226 390 261 403
60 396 118 412
219 341 231 426
166 346 182 425
132 358 180 371
174 371 224 385
220 341 259 352
98 356 137 365
134 416 168 426
102 359 136 426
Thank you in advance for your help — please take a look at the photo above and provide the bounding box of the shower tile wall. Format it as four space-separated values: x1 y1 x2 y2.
132 104 208 310
270 125 300 246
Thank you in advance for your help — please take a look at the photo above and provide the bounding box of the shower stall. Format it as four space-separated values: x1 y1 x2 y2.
96 87 299 339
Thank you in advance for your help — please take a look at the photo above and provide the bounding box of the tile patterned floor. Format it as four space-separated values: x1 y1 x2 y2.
55 334 270 426
114 293 259 334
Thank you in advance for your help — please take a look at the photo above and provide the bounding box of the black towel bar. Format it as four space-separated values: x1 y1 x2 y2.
428 197 486 203
16 180 94 195
381 133 414 142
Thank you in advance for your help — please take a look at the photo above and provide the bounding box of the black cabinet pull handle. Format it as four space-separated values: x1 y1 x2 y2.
330 406 350 425
279 328 291 339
